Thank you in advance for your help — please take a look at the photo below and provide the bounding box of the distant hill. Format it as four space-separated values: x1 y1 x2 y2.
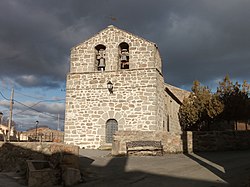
21 127 64 142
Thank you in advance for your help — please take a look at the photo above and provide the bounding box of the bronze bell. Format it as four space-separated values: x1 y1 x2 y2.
121 54 127 62
120 49 128 62
98 58 105 68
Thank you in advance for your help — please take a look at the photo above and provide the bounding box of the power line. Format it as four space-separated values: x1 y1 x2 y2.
14 100 65 121
0 91 65 121
0 85 65 101
0 91 10 101
14 90 65 101
14 100 50 115
0 90 65 102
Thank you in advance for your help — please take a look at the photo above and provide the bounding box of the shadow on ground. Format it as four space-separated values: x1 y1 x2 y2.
184 151 250 187
181 131 250 187
77 151 250 187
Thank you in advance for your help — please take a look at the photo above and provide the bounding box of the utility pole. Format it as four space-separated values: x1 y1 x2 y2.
8 88 14 141
57 114 60 131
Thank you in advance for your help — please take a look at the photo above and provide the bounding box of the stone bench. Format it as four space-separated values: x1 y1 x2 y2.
126 141 163 156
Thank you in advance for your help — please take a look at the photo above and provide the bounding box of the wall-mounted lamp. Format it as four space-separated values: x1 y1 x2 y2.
107 81 113 94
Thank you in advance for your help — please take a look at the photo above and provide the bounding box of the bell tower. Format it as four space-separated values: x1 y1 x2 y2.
64 25 165 149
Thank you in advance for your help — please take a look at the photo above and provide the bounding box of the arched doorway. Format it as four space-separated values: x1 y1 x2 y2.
106 119 118 143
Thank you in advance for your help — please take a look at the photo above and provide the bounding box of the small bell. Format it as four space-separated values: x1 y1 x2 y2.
98 58 105 68
120 49 128 62
121 55 127 62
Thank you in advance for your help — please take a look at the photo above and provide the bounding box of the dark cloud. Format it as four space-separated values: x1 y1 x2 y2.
15 75 62 88
0 0 249 90
160 0 250 87
0 0 250 131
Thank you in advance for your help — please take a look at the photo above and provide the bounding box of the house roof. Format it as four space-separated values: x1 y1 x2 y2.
165 83 190 104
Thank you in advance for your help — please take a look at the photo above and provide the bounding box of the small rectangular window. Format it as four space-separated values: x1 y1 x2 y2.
167 115 170 132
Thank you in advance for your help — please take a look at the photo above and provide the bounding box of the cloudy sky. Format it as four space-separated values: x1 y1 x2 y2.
0 0 249 131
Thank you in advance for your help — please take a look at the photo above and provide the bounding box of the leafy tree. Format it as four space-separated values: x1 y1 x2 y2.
180 81 223 131
179 94 199 130
216 75 250 122
180 75 250 131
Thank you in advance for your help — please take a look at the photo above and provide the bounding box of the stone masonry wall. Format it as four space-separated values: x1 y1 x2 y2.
155 72 182 133
0 142 79 171
70 25 162 74
155 81 182 134
192 131 250 152
112 130 193 155
167 94 182 133
112 130 250 155
65 69 163 149
155 70 165 130
65 25 182 149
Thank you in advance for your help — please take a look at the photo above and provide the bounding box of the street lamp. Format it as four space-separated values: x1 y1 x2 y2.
0 112 3 124
35 120 39 141
107 81 113 94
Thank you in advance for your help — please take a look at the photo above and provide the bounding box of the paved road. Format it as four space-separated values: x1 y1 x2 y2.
77 149 250 187
0 150 249 186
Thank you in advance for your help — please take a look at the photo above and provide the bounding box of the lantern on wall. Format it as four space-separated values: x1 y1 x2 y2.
107 81 113 94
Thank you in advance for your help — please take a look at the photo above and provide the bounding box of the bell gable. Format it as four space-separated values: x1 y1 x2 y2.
70 25 162 73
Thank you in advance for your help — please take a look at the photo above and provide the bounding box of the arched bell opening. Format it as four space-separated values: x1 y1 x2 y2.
119 42 129 69
95 44 106 71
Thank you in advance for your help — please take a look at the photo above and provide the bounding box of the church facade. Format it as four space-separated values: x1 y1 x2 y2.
64 25 189 149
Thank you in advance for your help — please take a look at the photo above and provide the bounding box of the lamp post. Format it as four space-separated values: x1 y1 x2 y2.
0 112 3 124
107 81 113 94
35 120 39 141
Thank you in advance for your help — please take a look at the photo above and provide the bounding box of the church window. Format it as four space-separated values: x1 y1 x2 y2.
167 115 170 132
119 42 129 69
95 44 106 71
170 100 173 117
106 119 118 143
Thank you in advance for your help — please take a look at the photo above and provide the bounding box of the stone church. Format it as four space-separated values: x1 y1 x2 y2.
64 25 189 149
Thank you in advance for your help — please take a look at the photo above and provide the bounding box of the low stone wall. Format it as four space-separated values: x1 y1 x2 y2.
192 131 250 152
112 131 193 155
112 130 250 155
0 142 79 172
